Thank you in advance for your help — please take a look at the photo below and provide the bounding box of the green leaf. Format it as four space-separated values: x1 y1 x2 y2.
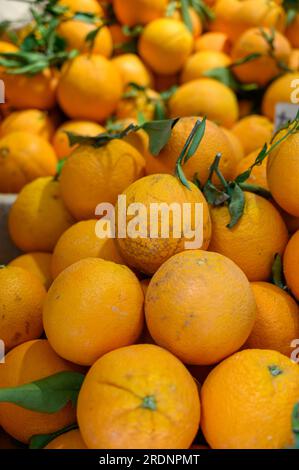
183 117 206 164
56 158 67 176
203 180 230 206
175 163 190 190
73 12 97 23
165 1 177 17
227 183 245 228
160 85 178 102
121 25 143 38
154 100 166 121
286 8 297 25
235 144 268 184
181 0 193 32
0 371 84 413
271 254 287 290
190 0 215 22
238 183 271 199
142 118 180 155
30 424 78 449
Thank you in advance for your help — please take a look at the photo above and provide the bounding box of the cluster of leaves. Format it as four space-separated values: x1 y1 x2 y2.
166 0 214 31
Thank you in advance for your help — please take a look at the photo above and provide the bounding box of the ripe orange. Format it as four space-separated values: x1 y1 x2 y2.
285 13 299 48
245 282 299 356
201 349 299 449
43 258 144 365
267 132 299 216
0 40 18 54
60 139 145 220
113 0 168 26
8 252 53 290
168 79 239 128
232 28 291 87
0 109 55 141
77 344 200 449
283 230 299 301
115 174 212 275
52 120 105 160
231 115 274 155
0 339 78 443
262 72 299 121
58 0 103 14
57 54 123 122
45 429 87 449
221 127 244 163
146 117 239 184
111 54 153 87
194 32 231 54
57 20 112 57
0 131 57 193
208 192 289 281
116 87 160 121
289 49 299 71
111 118 149 156
145 250 256 365
234 148 268 189
0 266 46 351
138 19 193 75
51 219 124 278
9 177 74 252
180 50 231 84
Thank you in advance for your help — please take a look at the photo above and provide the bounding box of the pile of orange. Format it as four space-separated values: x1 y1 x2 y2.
0 0 299 451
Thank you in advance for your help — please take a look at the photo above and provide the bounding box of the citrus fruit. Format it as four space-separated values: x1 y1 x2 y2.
261 72 299 121
111 54 153 87
45 429 87 449
113 0 168 26
234 148 268 189
285 13 299 48
0 109 55 141
8 252 53 290
283 230 299 301
180 50 231 84
231 115 274 155
194 32 231 54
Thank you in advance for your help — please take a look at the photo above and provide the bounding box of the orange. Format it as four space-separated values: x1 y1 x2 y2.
170 6 202 38
0 131 57 193
116 87 160 121
109 24 131 51
51 219 124 278
180 50 231 84
60 139 145 220
57 19 112 58
0 266 46 351
145 117 238 184
210 0 286 43
285 13 299 48
262 72 299 121
221 127 244 163
208 192 289 281
43 258 144 365
0 339 78 443
58 0 103 14
1 67 59 110
0 109 55 141
52 120 105 160
194 32 231 54
168 79 239 128
115 174 212 275
111 54 153 88
77 344 200 449
145 250 256 365
289 49 299 71
110 118 149 156
113 0 168 26
9 177 74 252
233 148 268 189
0 40 18 54
267 132 299 216
57 54 123 122
8 252 53 290
245 282 299 356
138 19 193 75
45 429 87 449
232 28 291 87
283 230 299 301
231 115 274 155
201 349 299 449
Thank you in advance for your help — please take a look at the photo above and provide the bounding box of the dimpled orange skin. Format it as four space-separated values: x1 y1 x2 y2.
180 51 232 84
111 54 153 88
169 79 239 129
52 120 105 160
245 282 299 356
60 139 145 221
0 109 55 141
116 174 212 275
285 13 299 48
0 266 46 351
45 429 87 449
145 250 256 365
231 115 273 155
209 192 288 282
283 230 299 301
194 32 232 54
233 148 268 189
267 132 299 217
43 258 144 366
231 28 291 87
262 72 299 121
145 117 238 184
0 131 57 193
77 344 200 449
113 0 168 26
51 220 124 278
8 252 53 290
57 54 123 122
201 349 299 449
0 339 79 443
138 19 193 75
8 177 74 253
57 20 113 58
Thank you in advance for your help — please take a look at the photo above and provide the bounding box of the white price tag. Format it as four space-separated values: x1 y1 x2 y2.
274 103 299 131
